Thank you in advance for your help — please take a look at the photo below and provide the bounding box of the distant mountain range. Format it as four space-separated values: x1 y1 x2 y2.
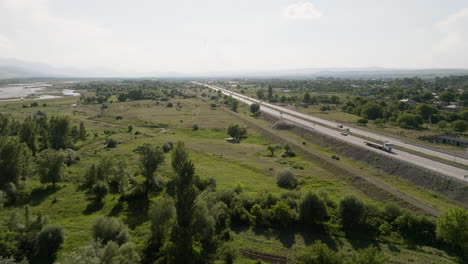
1 57 468 80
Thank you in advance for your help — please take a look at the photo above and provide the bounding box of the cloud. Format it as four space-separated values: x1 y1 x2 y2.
432 8 468 67
283 2 322 20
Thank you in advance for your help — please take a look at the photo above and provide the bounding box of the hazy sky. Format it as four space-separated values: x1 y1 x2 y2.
1 0 468 74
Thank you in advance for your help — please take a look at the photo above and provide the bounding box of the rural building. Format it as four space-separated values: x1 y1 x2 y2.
443 104 461 112
436 136 468 147
399 98 416 105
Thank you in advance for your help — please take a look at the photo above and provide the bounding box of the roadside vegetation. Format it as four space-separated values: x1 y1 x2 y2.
213 77 468 152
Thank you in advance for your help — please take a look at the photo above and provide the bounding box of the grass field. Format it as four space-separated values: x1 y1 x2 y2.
0 88 463 263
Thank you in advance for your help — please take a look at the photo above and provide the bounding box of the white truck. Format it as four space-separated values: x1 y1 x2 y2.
364 141 393 152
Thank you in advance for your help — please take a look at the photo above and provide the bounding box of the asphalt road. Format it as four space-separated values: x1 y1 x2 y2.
195 82 468 183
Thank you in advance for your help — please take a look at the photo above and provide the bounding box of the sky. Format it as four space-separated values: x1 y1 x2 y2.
0 0 468 75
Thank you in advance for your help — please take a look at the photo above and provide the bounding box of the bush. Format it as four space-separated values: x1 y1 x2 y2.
269 201 295 228
249 104 260 115
293 241 344 264
452 120 468 132
166 102 174 107
276 170 298 189
192 124 199 131
92 216 129 245
357 118 368 125
299 192 328 225
36 225 64 257
92 182 109 201
397 114 423 129
105 138 118 148
436 207 468 249
217 243 239 264
339 196 366 230
349 246 388 264
64 148 80 166
162 141 173 153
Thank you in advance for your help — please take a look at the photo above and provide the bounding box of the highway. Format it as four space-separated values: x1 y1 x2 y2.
194 82 468 183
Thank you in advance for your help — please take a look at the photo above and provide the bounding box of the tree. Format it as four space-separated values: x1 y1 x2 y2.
303 92 311 104
92 182 108 202
436 207 468 249
19 116 37 156
227 124 247 143
361 103 383 120
268 85 273 100
299 192 328 225
171 142 198 264
48 116 71 150
256 90 264 100
36 225 64 257
267 145 281 156
230 99 238 112
0 225 17 258
0 138 31 188
92 216 129 245
135 144 165 199
397 114 423 129
149 196 175 247
339 196 365 229
37 149 66 187
416 104 438 120
439 91 455 103
269 201 295 228
249 104 260 115
78 122 87 140
452 120 467 132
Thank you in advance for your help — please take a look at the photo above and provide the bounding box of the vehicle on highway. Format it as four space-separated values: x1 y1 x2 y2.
340 132 348 136
337 124 343 128
365 141 393 152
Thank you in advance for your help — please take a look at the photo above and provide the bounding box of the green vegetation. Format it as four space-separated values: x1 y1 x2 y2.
0 79 466 264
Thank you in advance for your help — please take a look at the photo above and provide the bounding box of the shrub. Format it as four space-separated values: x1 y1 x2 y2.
395 213 436 243
106 138 118 148
127 125 133 133
349 246 388 264
436 207 468 249
115 116 123 120
249 104 260 115
293 241 344 264
162 141 173 153
92 216 129 245
36 225 64 257
192 124 199 131
217 243 239 264
276 170 298 189
92 182 109 201
397 114 423 129
64 148 80 166
357 118 368 125
299 192 328 225
339 196 366 229
269 201 295 228
166 102 174 107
